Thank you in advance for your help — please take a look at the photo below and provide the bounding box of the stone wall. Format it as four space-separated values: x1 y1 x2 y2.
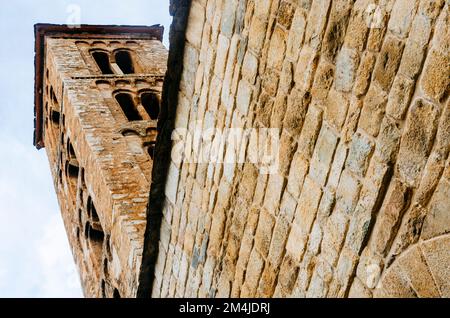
150 0 449 298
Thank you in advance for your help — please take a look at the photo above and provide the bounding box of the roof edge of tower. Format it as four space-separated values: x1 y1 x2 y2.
33 23 164 149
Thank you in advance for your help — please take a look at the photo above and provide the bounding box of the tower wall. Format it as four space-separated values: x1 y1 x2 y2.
41 34 168 297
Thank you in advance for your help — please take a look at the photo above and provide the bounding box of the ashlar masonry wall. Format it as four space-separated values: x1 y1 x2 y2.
151 0 450 298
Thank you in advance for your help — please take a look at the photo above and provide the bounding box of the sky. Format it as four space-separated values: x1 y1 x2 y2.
0 0 172 298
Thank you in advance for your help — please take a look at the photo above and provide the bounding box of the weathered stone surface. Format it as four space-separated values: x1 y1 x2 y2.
325 89 350 130
369 179 411 256
388 0 418 38
420 49 450 102
186 1 206 48
112 0 450 299
283 89 311 136
373 36 405 91
421 178 450 240
335 47 359 92
385 75 415 120
345 131 374 177
255 209 276 257
420 235 450 297
358 83 388 137
309 124 339 186
396 99 440 187
293 176 323 240
375 116 401 164
353 51 376 97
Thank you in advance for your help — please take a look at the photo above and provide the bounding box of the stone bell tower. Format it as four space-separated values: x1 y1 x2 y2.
33 24 168 297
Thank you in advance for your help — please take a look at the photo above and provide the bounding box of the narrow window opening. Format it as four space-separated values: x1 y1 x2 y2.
86 196 92 218
51 110 60 125
140 92 160 120
115 93 142 121
101 280 106 298
92 51 114 74
115 50 134 74
67 160 79 179
147 143 155 160
85 221 104 243
90 204 100 223
76 227 80 243
67 141 76 159
89 226 104 242
50 86 58 105
103 259 108 276
113 288 121 298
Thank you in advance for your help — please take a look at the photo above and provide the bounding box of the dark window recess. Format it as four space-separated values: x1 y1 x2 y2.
68 141 76 160
90 203 100 223
85 221 104 242
115 93 142 121
147 143 156 160
67 160 79 179
86 196 92 218
101 280 106 298
51 110 60 125
141 92 160 120
92 51 114 74
115 50 134 74
50 86 58 105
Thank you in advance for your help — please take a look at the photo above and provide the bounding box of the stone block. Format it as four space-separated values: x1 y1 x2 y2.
254 209 276 257
296 105 323 160
293 176 323 237
185 1 206 48
309 123 339 186
325 89 350 130
396 99 440 187
267 26 287 71
358 83 388 137
388 0 418 38
372 36 405 91
353 51 376 97
345 131 374 177
335 47 359 92
286 151 309 199
267 216 290 267
385 75 415 120
421 178 450 240
420 49 450 102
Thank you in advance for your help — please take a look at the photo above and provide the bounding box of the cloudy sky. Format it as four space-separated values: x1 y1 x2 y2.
0 0 172 297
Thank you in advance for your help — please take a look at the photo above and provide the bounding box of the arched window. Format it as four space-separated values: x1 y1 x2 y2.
140 92 160 120
115 92 142 121
92 51 114 74
115 50 135 74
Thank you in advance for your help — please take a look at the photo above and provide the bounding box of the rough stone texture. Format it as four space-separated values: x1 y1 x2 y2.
147 0 449 299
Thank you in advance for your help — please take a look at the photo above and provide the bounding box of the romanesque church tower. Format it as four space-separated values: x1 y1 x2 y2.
33 24 168 297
